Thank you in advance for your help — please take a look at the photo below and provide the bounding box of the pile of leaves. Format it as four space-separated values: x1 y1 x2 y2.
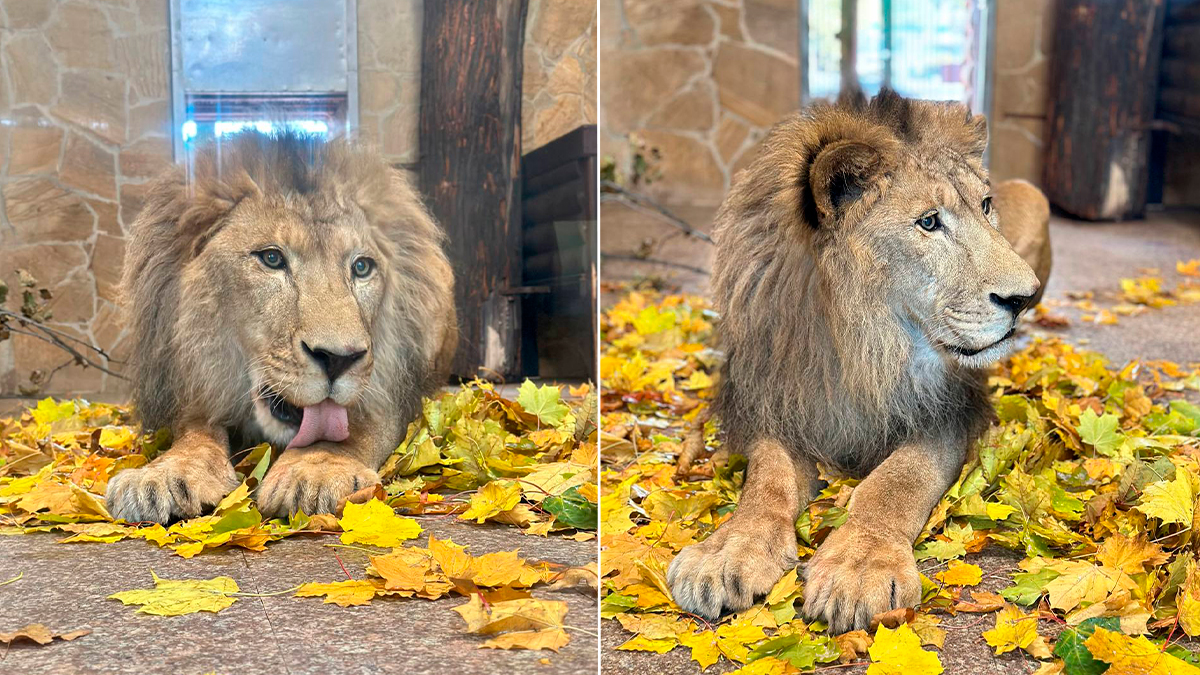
0 380 597 652
600 283 1200 674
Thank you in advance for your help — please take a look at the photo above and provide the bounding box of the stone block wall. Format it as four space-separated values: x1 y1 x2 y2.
988 0 1054 187
0 0 172 399
524 0 597 151
0 0 596 399
600 0 800 206
599 0 1063 203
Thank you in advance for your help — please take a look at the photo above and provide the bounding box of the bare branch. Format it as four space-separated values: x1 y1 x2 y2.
600 180 714 244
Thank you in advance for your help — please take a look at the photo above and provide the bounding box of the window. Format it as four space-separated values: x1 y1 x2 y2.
804 0 991 112
170 0 359 163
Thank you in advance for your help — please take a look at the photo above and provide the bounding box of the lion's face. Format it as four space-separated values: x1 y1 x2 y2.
200 197 386 445
841 160 1040 367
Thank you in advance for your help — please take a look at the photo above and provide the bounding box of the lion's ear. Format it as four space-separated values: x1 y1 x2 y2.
177 169 262 256
966 113 988 157
808 140 885 223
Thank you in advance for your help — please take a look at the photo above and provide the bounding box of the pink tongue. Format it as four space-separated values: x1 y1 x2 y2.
287 399 350 449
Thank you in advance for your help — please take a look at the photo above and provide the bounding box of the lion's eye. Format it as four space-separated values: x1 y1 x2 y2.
352 257 376 279
982 196 993 215
916 212 942 232
255 248 287 270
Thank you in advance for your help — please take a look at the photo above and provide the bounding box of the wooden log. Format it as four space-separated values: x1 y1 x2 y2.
1161 57 1200 89
418 1 528 379
1164 23 1200 58
1043 0 1167 220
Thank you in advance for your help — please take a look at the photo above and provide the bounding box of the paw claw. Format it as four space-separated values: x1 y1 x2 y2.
105 455 238 524
802 523 921 633
667 521 796 620
257 451 379 518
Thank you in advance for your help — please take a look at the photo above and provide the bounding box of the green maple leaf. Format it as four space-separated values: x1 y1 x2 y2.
747 633 840 669
1078 409 1122 456
1053 617 1118 675
517 381 569 427
542 486 597 530
1000 568 1060 606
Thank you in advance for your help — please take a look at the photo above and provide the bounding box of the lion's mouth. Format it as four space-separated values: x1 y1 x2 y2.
944 326 1016 357
261 389 303 427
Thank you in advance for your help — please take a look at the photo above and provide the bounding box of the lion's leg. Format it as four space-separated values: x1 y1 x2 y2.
803 437 966 632
105 425 239 524
668 438 816 619
257 420 395 518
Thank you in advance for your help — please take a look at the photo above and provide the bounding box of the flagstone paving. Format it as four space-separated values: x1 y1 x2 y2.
1 518 598 675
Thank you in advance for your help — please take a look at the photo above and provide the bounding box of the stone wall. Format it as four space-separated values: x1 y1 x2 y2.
523 0 597 151
356 0 424 166
987 0 1054 187
0 0 172 399
0 0 596 399
600 0 800 206
598 0 1061 201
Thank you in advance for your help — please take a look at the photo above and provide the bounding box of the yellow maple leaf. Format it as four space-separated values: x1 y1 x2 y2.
1136 473 1195 526
521 461 591 504
715 619 768 662
936 560 982 586
866 623 942 675
614 612 688 640
679 630 721 671
982 603 1051 658
338 499 422 547
617 634 678 653
452 595 569 650
680 370 714 391
0 624 90 645
1179 560 1200 637
368 548 452 598
728 657 798 674
460 480 522 524
294 579 380 607
1084 628 1200 674
482 627 570 652
108 571 238 616
1180 259 1200 277
1096 534 1169 575
1043 560 1130 613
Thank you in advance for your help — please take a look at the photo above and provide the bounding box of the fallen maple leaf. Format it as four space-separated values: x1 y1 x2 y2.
866 623 942 675
460 479 522 524
108 571 238 616
935 560 982 586
295 580 380 607
1135 474 1194 526
982 603 1052 658
1084 627 1200 674
338 498 422 547
452 594 570 651
482 628 571 652
0 624 90 645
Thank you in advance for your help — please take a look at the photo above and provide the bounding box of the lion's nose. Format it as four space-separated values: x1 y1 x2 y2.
302 342 367 382
989 291 1035 316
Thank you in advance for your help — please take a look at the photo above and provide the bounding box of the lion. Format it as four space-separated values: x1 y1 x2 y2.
666 89 1046 632
105 132 457 524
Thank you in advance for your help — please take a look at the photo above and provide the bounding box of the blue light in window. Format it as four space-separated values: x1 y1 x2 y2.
181 120 198 141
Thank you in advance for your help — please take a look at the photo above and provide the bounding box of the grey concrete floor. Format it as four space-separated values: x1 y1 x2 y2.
599 203 1200 674
0 518 598 675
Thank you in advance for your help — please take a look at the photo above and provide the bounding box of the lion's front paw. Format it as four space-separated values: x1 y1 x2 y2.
802 522 921 633
667 519 797 620
106 455 239 524
257 450 380 518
